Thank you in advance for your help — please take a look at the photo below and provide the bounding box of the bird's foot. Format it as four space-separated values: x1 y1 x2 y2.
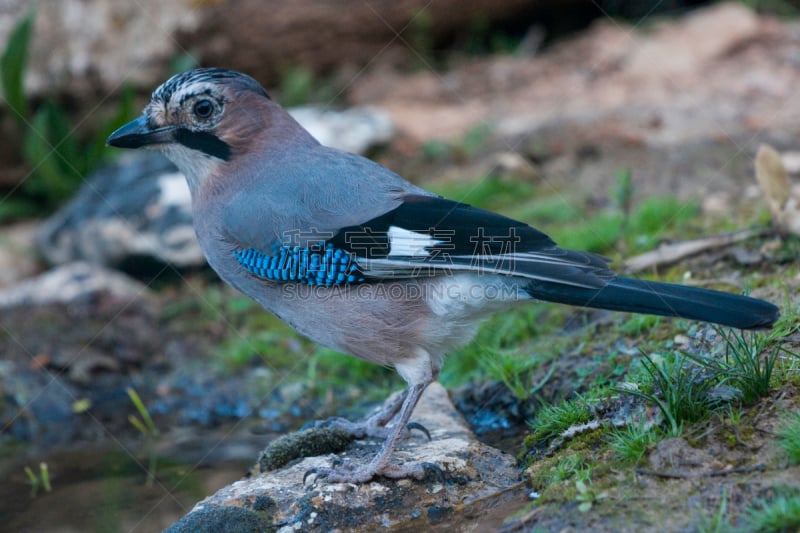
302 390 433 440
303 458 444 485
304 416 431 441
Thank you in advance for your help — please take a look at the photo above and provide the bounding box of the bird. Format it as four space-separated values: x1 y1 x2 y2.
107 68 780 484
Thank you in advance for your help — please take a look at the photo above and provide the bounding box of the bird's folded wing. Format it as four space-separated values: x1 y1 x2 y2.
232 194 616 289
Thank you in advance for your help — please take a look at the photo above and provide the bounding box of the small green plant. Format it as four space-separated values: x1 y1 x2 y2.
408 8 435 69
606 422 658 463
428 172 536 213
127 387 159 486
459 124 493 158
1 8 32 121
743 489 800 533
776 410 800 464
575 479 608 513
551 211 624 255
618 352 716 437
0 10 136 219
464 16 521 56
530 395 593 442
725 403 743 427
478 348 554 400
219 329 288 371
23 462 51 497
306 347 399 401
738 0 800 17
619 314 659 336
540 454 592 485
686 327 787 404
696 488 728 533
277 67 315 107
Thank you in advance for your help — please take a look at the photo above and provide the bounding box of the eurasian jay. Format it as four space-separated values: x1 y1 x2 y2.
108 68 779 483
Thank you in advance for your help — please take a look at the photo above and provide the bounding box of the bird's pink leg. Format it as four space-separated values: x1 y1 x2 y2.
304 377 441 483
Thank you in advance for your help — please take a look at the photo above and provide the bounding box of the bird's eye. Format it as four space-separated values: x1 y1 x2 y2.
193 99 214 119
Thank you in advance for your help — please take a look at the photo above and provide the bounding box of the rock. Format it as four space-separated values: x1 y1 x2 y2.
0 1 202 101
0 261 158 448
171 383 523 531
0 220 43 287
288 106 394 155
625 3 760 81
754 144 800 236
0 261 151 309
165 505 269 533
36 153 201 271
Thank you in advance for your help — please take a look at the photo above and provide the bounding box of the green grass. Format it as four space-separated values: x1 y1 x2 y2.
685 324 797 405
275 66 340 108
23 462 51 497
427 168 702 260
696 488 729 533
126 387 159 486
619 352 717 437
305 347 400 402
426 171 536 211
606 422 659 463
743 489 800 533
619 314 661 336
440 303 570 388
541 453 593 485
529 395 594 443
477 347 554 400
776 410 800 464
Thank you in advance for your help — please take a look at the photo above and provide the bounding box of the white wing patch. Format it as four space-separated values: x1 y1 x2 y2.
387 226 441 257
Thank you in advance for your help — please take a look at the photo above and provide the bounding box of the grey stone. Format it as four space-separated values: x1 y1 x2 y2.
289 105 394 154
0 221 43 287
36 153 202 270
164 505 269 533
171 383 523 531
0 261 151 309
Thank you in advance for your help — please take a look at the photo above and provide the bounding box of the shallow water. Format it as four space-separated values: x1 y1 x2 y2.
1 434 257 532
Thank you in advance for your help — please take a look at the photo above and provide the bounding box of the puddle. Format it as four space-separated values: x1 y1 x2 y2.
1 439 255 532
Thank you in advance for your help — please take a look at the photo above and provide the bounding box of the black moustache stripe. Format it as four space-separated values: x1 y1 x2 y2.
174 128 232 161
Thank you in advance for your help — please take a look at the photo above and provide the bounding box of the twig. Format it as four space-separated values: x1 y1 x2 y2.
636 463 765 479
623 229 765 273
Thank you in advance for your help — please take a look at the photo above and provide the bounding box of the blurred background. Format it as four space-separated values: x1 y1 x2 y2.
1 1 800 531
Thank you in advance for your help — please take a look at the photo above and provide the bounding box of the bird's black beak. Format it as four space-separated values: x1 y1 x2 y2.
106 115 176 149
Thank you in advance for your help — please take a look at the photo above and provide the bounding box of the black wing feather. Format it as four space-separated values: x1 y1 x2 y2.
328 195 614 288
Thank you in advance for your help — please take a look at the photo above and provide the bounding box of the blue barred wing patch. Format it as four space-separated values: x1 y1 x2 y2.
234 242 365 286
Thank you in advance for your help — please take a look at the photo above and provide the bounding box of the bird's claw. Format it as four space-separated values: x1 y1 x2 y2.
406 421 432 441
302 458 445 485
303 465 334 485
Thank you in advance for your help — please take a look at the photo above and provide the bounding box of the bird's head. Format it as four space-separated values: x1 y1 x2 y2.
107 68 286 190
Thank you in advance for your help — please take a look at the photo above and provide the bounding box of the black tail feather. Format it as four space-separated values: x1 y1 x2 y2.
525 276 779 330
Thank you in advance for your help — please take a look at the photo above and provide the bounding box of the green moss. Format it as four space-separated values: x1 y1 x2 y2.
257 427 355 472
